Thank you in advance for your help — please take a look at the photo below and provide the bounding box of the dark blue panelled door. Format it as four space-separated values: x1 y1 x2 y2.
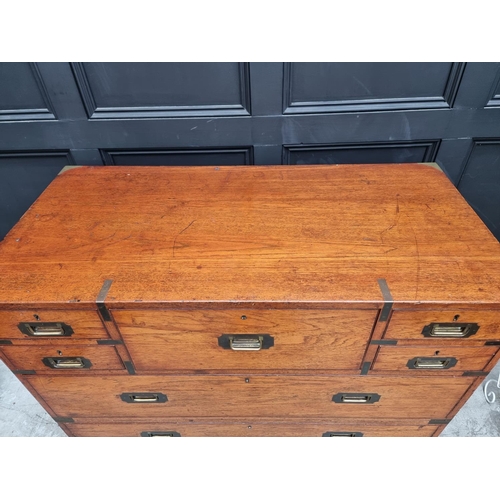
1 62 500 240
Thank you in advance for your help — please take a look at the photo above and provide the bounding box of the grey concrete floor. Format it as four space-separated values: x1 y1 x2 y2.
1 358 500 437
0 360 66 437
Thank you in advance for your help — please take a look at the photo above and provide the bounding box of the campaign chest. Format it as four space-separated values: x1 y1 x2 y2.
1 163 500 437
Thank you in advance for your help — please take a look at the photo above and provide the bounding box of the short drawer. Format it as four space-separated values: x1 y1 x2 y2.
66 421 440 437
26 374 473 420
0 310 109 340
112 309 378 371
384 310 500 342
372 346 497 373
1 345 125 372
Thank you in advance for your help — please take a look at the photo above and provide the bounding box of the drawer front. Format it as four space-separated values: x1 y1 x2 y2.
27 374 472 419
384 310 500 341
0 310 109 340
66 421 440 437
112 309 378 371
372 346 497 373
1 345 125 372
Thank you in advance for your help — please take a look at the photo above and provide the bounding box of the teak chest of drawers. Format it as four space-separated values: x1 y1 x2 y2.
1 163 500 437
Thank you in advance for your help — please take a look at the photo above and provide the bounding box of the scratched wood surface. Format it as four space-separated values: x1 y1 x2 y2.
0 164 499 307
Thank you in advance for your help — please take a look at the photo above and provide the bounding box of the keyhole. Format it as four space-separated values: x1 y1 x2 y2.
57 351 62 356
435 351 440 356
453 315 460 322
33 314 40 321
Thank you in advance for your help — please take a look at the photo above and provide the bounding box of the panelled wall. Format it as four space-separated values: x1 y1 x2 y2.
1 62 500 241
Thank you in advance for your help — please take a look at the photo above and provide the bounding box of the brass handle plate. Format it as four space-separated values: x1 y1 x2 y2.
332 393 381 404
140 431 181 437
421 323 479 338
322 431 364 437
406 357 457 370
218 334 274 350
230 336 263 351
18 322 74 337
42 357 92 369
120 393 168 403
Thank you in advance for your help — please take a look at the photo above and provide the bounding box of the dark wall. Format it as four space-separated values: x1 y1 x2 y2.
1 62 500 240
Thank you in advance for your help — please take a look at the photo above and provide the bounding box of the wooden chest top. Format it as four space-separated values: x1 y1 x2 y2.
1 163 499 307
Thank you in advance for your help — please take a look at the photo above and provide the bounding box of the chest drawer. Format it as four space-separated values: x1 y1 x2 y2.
0 344 125 372
66 420 440 437
0 310 109 340
371 345 497 374
384 310 500 342
25 374 473 420
112 309 377 372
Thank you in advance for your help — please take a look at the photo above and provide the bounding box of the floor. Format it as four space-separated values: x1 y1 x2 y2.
1 359 500 437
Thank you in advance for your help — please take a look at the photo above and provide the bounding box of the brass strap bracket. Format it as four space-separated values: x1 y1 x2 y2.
377 278 393 322
54 416 75 423
463 371 489 377
97 339 123 345
96 279 113 322
360 361 371 375
370 339 397 346
124 361 136 375
428 419 451 425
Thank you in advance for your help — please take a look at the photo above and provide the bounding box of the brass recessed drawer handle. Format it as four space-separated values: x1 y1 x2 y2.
120 393 168 403
18 322 74 337
231 336 262 350
42 357 92 369
322 431 364 437
140 431 181 437
218 334 274 350
421 323 479 338
407 357 457 370
332 393 381 404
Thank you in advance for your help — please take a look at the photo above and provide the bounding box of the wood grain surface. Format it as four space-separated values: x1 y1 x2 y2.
113 309 377 371
25 374 473 420
0 164 499 306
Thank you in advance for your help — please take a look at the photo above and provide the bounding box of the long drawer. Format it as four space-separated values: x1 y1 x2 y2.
112 309 378 371
26 374 473 420
66 420 441 437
